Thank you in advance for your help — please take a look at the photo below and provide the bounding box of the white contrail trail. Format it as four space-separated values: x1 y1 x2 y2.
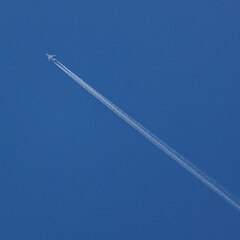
50 58 240 212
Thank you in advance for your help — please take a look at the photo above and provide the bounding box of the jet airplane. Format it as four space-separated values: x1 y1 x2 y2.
46 53 56 61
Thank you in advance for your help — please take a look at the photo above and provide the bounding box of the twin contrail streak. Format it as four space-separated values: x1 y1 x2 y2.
51 58 240 212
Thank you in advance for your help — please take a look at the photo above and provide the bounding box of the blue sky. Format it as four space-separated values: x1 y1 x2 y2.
1 0 240 239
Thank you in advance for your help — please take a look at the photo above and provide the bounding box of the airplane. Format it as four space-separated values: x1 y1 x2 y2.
46 53 56 61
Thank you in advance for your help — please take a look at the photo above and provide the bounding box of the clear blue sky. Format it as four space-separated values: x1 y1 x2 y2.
1 0 240 239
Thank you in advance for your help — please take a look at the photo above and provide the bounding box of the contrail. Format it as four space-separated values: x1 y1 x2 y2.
50 57 240 212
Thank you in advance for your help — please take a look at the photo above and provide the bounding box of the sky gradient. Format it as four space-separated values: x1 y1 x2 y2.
1 0 240 239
